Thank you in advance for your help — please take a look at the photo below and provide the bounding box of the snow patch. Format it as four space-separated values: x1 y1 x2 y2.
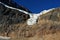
27 13 40 25
27 8 55 25
39 8 55 15
0 36 10 39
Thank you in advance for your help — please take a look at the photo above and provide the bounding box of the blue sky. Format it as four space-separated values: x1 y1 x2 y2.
14 0 60 13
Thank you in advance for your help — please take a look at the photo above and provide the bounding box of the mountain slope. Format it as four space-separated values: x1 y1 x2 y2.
39 8 60 21
0 1 60 40
0 1 31 40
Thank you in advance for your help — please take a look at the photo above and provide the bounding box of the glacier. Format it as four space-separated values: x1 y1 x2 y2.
0 2 55 25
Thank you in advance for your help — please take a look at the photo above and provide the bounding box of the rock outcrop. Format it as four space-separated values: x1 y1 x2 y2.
0 1 30 40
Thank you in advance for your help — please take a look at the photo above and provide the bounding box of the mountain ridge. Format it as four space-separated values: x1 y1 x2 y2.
0 0 60 40
0 0 31 13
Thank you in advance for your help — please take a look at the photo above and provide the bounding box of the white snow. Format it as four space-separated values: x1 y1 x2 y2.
27 14 40 25
27 8 55 25
0 2 55 25
39 8 55 15
0 2 29 14
0 36 10 39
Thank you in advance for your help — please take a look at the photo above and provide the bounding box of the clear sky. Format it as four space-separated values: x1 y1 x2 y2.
14 0 60 13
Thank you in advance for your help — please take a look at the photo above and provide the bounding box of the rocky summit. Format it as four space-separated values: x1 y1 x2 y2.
0 0 60 40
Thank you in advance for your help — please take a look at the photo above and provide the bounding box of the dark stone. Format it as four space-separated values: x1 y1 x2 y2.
0 1 30 37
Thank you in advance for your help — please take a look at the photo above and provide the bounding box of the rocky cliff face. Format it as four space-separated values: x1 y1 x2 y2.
0 1 30 40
